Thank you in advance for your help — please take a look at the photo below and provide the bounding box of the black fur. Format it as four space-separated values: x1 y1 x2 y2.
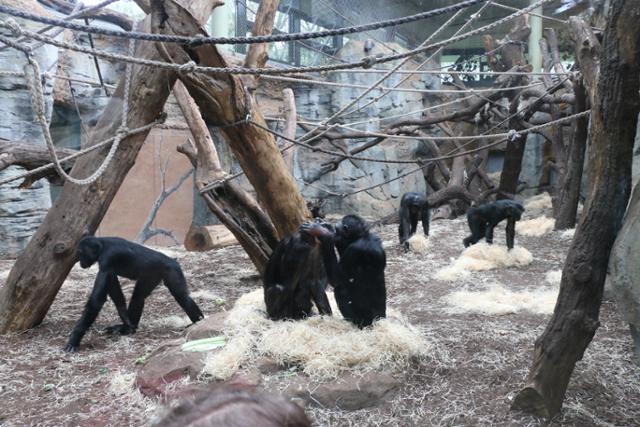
65 236 204 352
398 191 429 247
305 215 387 328
262 219 333 320
463 200 525 250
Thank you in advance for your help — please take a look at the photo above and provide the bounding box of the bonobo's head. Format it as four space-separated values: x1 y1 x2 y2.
77 236 101 268
507 202 525 221
335 215 368 251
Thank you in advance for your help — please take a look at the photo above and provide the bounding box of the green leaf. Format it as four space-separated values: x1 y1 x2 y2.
181 336 226 352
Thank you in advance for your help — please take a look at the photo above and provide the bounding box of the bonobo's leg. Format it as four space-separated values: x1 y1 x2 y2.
421 204 430 236
485 223 495 245
104 276 136 335
506 217 516 249
265 284 293 320
310 280 332 315
164 266 204 323
65 271 111 352
409 210 419 236
399 203 412 244
464 214 485 247
127 278 161 328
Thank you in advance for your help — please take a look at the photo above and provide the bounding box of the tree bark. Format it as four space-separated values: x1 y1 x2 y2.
554 79 588 230
0 139 76 186
512 0 640 417
153 0 310 239
279 88 297 173
0 0 217 334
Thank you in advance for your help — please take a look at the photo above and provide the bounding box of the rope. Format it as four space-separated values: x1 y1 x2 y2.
261 74 545 94
0 70 117 89
0 0 554 76
0 0 486 46
21 23 136 185
342 0 492 118
322 69 571 76
0 120 161 187
331 110 592 199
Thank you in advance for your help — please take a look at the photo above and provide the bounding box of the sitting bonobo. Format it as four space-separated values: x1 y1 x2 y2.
303 215 386 328
64 236 204 352
463 200 525 250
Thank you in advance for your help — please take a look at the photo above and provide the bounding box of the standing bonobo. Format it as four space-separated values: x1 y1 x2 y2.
65 236 204 352
463 200 525 250
398 191 429 247
303 215 386 328
262 218 333 320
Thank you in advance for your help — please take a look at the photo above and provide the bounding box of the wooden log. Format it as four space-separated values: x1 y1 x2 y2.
184 224 238 251
0 138 77 186
0 0 217 334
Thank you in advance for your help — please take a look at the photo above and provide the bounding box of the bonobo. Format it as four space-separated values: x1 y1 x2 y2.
65 236 204 352
303 215 386 328
263 218 333 320
463 200 525 250
398 191 429 247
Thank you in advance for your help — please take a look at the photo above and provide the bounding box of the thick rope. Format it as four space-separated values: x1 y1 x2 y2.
22 24 136 185
262 74 544 94
0 0 554 76
0 0 486 46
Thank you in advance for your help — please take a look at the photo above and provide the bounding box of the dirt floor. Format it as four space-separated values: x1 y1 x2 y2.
0 207 639 426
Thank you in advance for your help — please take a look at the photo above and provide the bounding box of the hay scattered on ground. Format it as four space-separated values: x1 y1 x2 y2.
442 282 559 315
191 289 226 305
516 216 556 236
524 192 552 211
202 289 429 381
435 243 533 281
406 234 430 254
147 315 192 329
560 228 576 239
545 269 562 285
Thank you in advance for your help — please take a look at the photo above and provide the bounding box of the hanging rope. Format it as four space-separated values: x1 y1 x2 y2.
21 23 136 185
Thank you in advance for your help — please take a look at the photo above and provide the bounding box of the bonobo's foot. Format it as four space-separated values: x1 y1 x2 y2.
402 241 410 252
104 324 136 335
463 238 471 248
63 343 79 353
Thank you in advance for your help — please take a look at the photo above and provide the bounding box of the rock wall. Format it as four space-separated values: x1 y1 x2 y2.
0 0 57 258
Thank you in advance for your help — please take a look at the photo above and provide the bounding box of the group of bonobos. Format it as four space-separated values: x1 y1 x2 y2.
64 192 524 352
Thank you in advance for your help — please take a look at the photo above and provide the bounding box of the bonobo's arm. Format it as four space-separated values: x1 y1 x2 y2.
421 203 430 236
300 222 346 288
65 271 112 352
506 217 516 249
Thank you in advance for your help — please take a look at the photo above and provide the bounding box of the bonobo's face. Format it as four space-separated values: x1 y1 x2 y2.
77 239 99 268
335 215 367 246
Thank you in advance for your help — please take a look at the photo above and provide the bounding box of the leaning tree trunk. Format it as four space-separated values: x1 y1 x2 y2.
511 0 640 418
173 80 278 273
153 0 310 240
0 0 217 334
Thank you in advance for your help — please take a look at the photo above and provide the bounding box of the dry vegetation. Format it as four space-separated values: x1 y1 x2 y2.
0 202 638 426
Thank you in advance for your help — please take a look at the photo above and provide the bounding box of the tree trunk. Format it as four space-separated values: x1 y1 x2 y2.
554 79 588 230
153 0 309 240
512 0 640 417
0 0 217 334
0 139 76 186
173 80 278 273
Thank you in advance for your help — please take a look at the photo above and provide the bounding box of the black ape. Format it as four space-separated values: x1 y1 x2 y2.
463 200 525 250
263 219 333 320
304 215 386 328
65 236 204 352
398 191 429 247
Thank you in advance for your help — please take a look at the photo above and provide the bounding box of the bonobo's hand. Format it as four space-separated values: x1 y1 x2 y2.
300 221 334 240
